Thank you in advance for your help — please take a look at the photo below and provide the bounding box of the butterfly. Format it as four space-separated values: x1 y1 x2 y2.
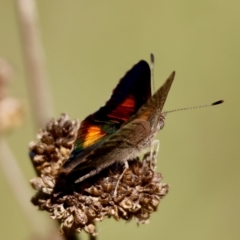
61 58 175 183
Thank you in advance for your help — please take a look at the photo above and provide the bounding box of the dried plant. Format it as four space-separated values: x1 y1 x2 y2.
0 59 23 134
30 114 169 236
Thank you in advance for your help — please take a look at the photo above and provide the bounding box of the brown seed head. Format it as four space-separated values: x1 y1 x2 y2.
29 114 169 236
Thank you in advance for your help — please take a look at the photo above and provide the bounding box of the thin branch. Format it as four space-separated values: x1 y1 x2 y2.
89 233 97 240
14 1 79 239
15 0 53 128
63 231 80 240
0 137 46 232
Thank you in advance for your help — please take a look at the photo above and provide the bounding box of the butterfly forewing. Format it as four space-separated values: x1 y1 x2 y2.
61 60 152 174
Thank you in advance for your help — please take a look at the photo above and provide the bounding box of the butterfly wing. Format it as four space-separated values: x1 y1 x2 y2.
67 71 176 183
61 60 151 174
127 71 175 124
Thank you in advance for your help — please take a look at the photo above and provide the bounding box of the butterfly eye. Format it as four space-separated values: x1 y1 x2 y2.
158 115 166 130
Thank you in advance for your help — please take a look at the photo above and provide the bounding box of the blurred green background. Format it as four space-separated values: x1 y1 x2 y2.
0 0 240 239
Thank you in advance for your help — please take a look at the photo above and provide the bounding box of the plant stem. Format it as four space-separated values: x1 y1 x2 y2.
0 137 45 233
15 0 53 129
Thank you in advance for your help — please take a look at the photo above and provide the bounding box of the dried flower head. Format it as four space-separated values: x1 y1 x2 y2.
30 114 169 236
29 114 80 176
0 97 23 133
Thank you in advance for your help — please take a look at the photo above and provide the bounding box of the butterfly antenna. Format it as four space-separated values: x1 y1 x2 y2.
164 100 224 114
150 53 155 94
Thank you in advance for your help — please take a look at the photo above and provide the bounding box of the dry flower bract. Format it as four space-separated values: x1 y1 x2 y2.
30 114 169 236
0 97 23 133
0 59 23 134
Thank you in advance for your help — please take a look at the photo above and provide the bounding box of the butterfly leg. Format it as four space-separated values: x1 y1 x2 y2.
150 139 160 169
113 160 129 196
75 167 103 183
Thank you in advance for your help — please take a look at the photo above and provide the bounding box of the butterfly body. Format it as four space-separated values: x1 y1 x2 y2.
70 71 175 183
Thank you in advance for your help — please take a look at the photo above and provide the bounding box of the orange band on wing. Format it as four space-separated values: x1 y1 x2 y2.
83 126 106 148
